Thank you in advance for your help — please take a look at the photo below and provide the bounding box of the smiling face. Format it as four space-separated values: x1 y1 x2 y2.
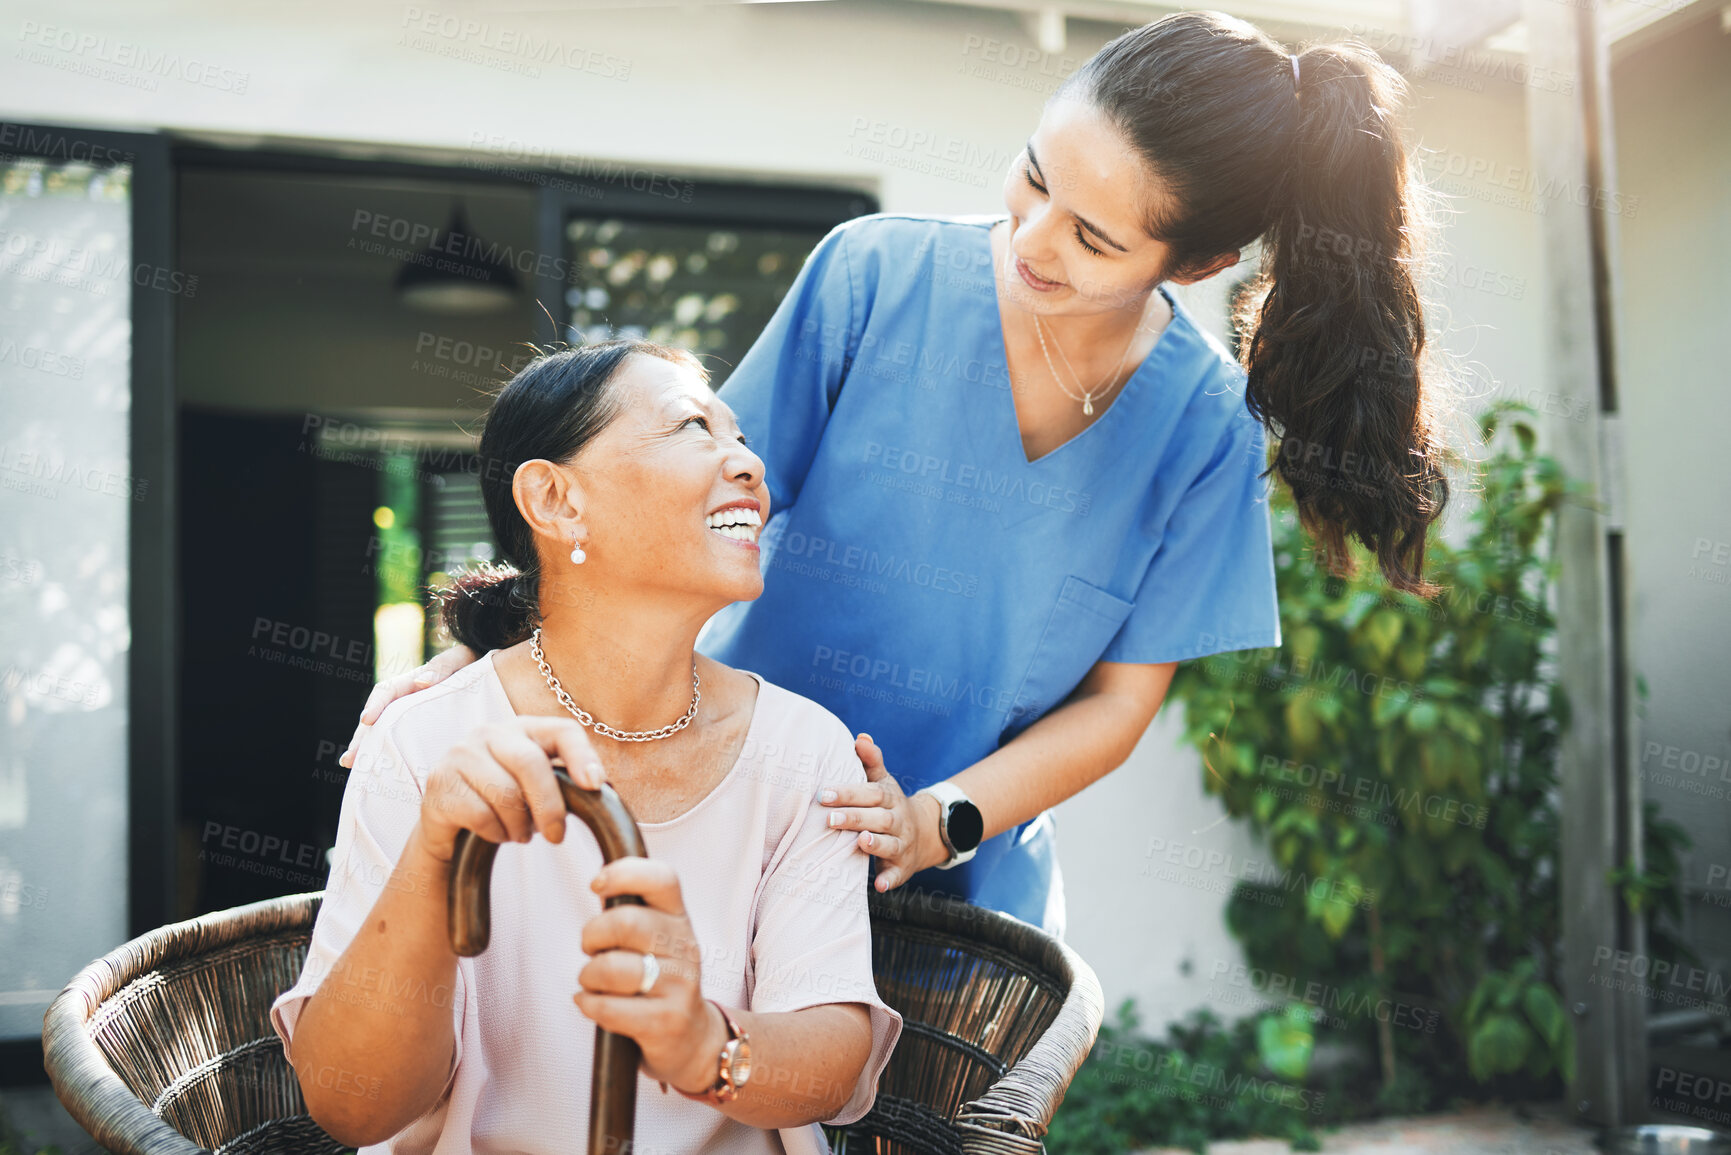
1000 97 1192 315
547 353 769 609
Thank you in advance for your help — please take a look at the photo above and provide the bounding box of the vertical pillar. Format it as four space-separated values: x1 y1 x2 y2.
1521 0 1646 1126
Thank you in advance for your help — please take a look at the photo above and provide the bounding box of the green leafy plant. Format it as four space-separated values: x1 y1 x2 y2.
1256 1003 1317 1081
1611 799 1698 970
1460 957 1572 1083
1161 401 1689 1099
1047 1000 1325 1154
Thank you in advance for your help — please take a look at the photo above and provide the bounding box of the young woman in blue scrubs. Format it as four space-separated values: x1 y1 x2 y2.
345 12 1452 936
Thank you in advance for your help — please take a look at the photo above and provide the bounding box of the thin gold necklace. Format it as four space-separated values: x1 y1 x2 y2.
1003 231 1152 416
1032 312 1142 417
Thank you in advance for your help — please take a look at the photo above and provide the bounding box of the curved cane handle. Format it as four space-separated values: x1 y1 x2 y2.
447 768 649 1155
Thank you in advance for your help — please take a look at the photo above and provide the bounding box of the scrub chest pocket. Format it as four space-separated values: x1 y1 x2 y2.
1005 575 1137 743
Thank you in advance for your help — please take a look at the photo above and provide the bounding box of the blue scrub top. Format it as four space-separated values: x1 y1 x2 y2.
698 213 1281 933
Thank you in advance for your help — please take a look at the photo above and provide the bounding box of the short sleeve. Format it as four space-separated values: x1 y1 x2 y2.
1101 399 1283 664
715 221 859 512
748 723 902 1127
268 716 467 1111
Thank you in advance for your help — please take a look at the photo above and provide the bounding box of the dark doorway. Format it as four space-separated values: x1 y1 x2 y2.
177 411 378 915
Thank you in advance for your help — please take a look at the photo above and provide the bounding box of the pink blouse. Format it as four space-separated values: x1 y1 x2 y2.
270 652 903 1154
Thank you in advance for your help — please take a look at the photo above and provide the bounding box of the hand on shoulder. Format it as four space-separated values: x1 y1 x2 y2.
341 644 482 768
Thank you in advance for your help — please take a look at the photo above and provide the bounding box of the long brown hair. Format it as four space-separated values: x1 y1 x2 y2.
1061 11 1452 594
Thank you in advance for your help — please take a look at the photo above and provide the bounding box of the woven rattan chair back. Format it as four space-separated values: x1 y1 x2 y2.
43 893 329 1155
834 888 1102 1155
45 888 1101 1155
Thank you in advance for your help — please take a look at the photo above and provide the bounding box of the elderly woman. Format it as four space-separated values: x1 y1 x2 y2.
270 339 902 1155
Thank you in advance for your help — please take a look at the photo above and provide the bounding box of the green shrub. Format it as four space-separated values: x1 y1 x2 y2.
1047 1000 1325 1154
1160 401 1688 1099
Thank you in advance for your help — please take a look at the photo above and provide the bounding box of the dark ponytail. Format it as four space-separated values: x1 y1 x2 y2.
1061 11 1452 595
438 338 708 652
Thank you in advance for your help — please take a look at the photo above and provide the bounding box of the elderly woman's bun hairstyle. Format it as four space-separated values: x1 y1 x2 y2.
438 339 709 653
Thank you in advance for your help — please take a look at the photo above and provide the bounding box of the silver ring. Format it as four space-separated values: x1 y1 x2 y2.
637 952 659 996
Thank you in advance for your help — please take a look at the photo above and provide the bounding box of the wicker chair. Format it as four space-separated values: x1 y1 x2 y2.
44 886 1103 1155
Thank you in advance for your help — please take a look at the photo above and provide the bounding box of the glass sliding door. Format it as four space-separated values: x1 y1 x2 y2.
0 124 170 1045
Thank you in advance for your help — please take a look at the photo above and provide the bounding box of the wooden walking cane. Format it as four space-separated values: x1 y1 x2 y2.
447 768 648 1155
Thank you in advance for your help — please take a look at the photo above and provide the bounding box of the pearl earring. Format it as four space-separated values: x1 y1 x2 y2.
569 542 586 565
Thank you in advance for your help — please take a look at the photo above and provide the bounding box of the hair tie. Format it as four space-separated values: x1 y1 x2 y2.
1290 53 1301 96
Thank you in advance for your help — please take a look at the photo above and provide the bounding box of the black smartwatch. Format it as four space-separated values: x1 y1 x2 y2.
916 782 984 869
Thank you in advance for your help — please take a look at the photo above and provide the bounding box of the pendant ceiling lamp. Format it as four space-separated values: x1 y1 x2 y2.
395 201 520 314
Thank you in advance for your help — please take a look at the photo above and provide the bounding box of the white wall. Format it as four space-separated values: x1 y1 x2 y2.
1610 14 1731 972
0 0 1107 215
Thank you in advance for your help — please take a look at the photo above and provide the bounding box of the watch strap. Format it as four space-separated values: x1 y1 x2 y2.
668 999 749 1104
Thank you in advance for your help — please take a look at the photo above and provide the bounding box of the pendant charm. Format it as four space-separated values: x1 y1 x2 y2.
1083 396 1094 416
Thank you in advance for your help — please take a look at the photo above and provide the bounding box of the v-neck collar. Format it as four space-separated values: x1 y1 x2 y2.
975 218 1184 469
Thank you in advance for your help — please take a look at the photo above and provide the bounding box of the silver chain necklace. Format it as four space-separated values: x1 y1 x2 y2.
529 626 700 742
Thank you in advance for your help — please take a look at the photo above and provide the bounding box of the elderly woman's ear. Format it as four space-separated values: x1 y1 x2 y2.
513 458 587 550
